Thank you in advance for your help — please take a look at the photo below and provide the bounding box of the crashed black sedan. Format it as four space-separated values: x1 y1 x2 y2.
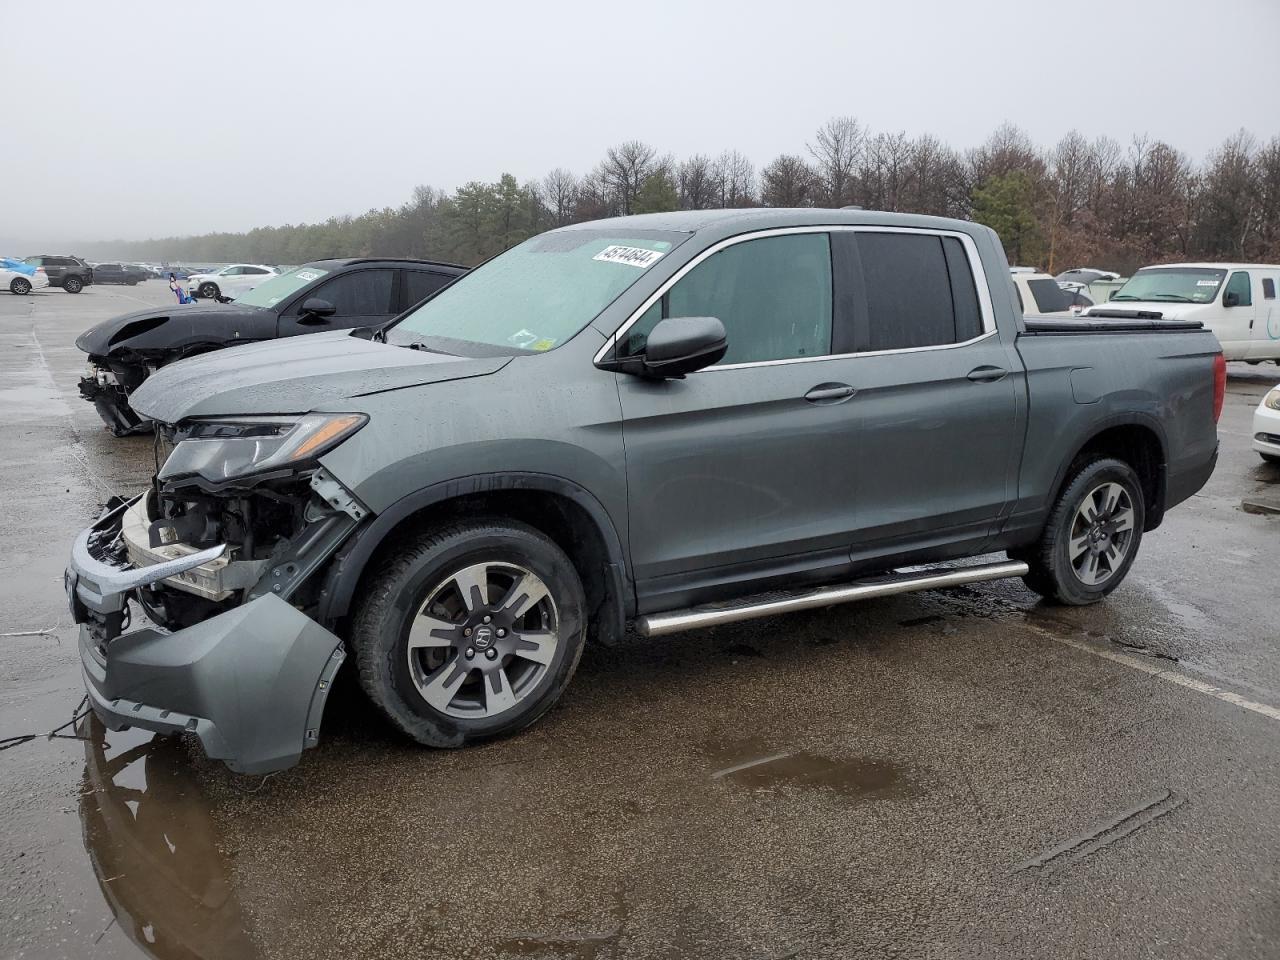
76 257 466 435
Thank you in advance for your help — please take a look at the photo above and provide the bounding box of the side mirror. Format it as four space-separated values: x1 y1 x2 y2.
603 316 727 379
1224 291 1240 307
300 297 337 319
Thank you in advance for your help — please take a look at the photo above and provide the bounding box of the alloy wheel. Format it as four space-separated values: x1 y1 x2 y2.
1068 481 1136 586
406 561 560 718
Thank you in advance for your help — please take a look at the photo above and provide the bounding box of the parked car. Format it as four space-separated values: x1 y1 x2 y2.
76 258 466 434
1056 268 1126 306
64 209 1223 774
90 263 148 286
186 264 278 300
23 254 93 293
1 257 49 295
1011 269 1092 316
1087 263 1280 362
1254 384 1280 464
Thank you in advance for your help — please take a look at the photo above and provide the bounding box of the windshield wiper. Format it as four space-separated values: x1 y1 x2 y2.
1150 294 1194 302
1110 294 1139 301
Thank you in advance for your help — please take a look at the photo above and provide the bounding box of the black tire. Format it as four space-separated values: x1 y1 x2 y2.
63 275 83 294
197 282 219 300
351 519 587 748
10 277 31 296
127 278 138 286
1018 457 1145 606
1261 453 1280 465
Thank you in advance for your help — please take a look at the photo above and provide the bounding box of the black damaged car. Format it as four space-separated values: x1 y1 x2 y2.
77 257 466 435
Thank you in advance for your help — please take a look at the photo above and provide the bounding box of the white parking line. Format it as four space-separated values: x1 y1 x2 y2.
1041 631 1280 723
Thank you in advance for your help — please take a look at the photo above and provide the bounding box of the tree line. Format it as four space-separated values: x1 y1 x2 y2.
89 119 1280 275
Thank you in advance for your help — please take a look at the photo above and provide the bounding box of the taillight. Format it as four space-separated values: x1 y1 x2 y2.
1212 353 1226 423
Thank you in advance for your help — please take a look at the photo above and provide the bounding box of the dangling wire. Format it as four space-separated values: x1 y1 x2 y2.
0 695 93 752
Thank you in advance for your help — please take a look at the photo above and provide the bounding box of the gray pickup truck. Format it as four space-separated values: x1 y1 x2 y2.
65 209 1223 773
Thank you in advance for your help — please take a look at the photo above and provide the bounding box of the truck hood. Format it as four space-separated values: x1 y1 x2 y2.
130 331 512 423
75 303 274 356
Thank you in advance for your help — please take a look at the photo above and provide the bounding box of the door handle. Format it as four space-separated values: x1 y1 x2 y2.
967 366 1008 383
804 383 856 403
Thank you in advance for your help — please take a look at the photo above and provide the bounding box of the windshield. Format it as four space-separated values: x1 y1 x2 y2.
1111 267 1225 304
387 229 689 354
233 265 330 308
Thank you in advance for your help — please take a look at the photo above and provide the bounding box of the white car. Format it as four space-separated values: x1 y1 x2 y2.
1255 384 1280 464
187 263 278 300
1 258 49 295
1085 262 1280 362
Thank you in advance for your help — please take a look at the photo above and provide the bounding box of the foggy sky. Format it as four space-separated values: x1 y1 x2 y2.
3 0 1277 247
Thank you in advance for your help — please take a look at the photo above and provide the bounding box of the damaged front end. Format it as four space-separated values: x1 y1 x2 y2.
79 357 152 436
67 413 370 773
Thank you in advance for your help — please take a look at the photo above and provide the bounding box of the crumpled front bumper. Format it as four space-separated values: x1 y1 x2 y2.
67 499 346 774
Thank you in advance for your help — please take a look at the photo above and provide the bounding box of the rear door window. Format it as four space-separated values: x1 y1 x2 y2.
1263 278 1276 299
854 232 982 350
1026 278 1073 313
403 270 455 308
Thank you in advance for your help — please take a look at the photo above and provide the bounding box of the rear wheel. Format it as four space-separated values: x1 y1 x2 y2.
198 282 219 299
63 276 83 294
1018 457 1145 605
351 519 587 748
9 277 31 296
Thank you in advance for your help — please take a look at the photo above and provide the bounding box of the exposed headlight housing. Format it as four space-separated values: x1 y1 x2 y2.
1265 388 1280 412
159 413 367 483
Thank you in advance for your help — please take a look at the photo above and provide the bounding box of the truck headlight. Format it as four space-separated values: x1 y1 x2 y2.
158 413 367 483
1265 388 1280 412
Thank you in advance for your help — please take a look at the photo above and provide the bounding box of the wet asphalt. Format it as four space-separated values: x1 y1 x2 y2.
1 284 1278 960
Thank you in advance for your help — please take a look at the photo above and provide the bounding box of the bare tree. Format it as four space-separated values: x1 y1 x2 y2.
859 131 911 211
760 154 816 207
711 150 755 207
808 116 862 207
541 168 578 226
596 140 660 216
678 154 716 210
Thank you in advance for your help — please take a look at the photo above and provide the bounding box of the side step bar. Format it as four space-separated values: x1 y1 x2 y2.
636 559 1029 638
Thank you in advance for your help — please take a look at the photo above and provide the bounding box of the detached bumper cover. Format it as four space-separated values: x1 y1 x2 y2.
77 596 344 774
67 501 346 774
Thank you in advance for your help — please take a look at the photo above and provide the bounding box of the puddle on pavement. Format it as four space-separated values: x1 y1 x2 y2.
78 715 256 960
708 741 908 801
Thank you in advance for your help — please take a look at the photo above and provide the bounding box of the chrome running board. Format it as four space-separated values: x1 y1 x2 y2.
636 559 1029 638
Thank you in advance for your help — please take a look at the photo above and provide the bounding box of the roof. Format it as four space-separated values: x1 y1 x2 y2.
555 207 987 239
305 257 467 272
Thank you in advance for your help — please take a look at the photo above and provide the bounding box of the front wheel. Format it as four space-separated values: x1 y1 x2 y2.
1261 453 1280 465
10 277 31 296
63 276 83 294
1019 457 1145 605
197 282 219 299
351 519 587 748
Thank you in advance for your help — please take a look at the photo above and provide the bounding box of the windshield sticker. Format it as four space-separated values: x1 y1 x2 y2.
295 270 321 282
1196 280 1218 286
593 245 664 268
531 338 557 351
